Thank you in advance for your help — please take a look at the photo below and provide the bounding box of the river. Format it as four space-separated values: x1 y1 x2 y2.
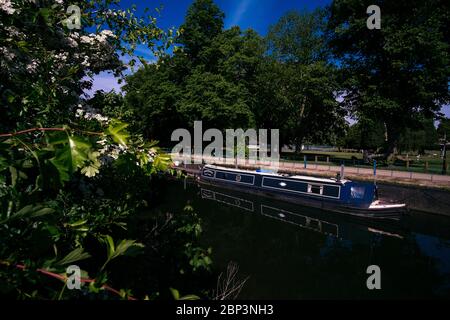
150 178 450 299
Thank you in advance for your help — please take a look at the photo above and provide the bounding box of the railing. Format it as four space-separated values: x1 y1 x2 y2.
170 153 450 183
280 152 450 176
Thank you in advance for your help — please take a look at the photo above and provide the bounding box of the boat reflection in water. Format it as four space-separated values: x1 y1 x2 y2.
200 185 405 242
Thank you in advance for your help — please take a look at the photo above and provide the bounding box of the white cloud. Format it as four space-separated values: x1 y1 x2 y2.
229 0 252 27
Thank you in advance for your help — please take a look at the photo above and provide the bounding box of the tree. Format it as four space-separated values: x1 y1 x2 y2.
398 118 438 154
125 1 264 143
262 10 346 151
178 0 225 62
437 118 450 139
123 63 185 144
87 90 134 122
0 0 171 132
267 10 329 64
0 1 214 300
327 0 450 160
342 120 386 151
179 69 255 129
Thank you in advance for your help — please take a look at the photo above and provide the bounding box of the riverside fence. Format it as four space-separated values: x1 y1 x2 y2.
170 153 450 184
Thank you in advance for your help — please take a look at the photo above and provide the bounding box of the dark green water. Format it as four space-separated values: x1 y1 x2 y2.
155 179 450 299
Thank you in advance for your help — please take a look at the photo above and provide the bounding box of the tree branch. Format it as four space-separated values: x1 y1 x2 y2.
0 127 103 138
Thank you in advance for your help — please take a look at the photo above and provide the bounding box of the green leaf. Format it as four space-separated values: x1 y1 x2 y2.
56 248 91 266
7 93 15 103
112 239 144 260
9 166 18 187
170 288 200 300
105 235 115 259
0 155 8 172
100 236 144 271
81 151 101 178
179 294 201 300
105 120 130 146
67 220 88 227
170 288 180 300
49 134 91 183
1 205 55 224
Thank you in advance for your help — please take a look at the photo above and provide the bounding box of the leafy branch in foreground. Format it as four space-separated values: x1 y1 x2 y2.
0 115 174 299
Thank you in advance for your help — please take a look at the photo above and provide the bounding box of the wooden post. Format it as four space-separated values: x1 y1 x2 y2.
315 155 318 163
442 133 447 175
406 160 409 169
326 156 330 163
425 161 429 172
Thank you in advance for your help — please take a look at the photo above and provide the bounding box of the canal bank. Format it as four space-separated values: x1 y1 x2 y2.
172 161 450 217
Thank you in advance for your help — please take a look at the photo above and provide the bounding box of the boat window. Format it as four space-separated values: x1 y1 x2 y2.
308 184 323 195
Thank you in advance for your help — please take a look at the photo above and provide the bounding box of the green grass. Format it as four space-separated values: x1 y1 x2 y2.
280 150 450 175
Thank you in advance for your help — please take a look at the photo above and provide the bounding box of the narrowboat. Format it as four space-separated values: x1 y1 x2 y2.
198 164 406 218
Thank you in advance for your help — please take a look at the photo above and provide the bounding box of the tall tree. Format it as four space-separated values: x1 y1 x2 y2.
327 0 450 160
179 69 255 129
262 10 345 151
178 0 225 62
125 1 264 143
267 10 329 64
123 63 184 145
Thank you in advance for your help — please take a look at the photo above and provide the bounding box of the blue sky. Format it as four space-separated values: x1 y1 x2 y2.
118 0 331 35
90 0 331 93
90 0 449 118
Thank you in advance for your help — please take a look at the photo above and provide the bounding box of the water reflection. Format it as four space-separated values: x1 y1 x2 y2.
200 185 406 243
159 179 450 298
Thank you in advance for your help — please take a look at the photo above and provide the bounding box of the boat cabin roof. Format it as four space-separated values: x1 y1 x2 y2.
204 165 349 185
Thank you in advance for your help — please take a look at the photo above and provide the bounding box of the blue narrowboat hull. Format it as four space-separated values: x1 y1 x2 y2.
198 165 406 218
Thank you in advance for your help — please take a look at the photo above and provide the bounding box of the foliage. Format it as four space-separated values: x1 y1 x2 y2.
437 118 450 139
340 120 386 151
0 112 174 298
267 9 329 64
124 2 263 144
170 287 200 300
177 0 225 62
87 91 134 123
0 0 212 300
260 9 346 150
100 236 144 271
0 0 174 132
179 70 255 128
124 1 346 150
327 0 450 158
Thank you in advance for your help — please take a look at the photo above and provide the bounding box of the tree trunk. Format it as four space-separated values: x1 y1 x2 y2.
363 149 369 163
292 97 307 155
294 137 304 154
295 139 302 154
384 123 400 161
